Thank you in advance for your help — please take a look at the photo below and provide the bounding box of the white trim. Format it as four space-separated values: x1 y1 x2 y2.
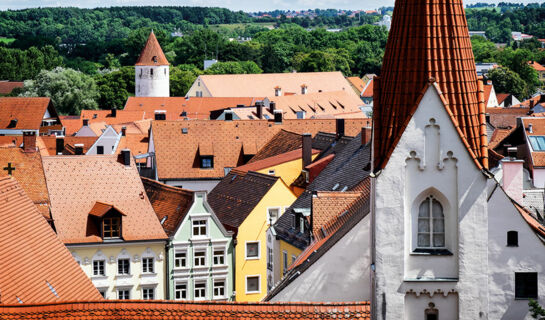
193 279 208 301
245 241 261 260
193 248 208 267
212 277 227 299
245 274 261 294
212 246 227 266
174 249 188 269
174 281 188 300
66 240 166 249
267 207 281 225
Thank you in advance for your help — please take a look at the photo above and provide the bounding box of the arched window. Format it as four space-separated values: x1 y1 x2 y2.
418 196 444 248
507 231 518 247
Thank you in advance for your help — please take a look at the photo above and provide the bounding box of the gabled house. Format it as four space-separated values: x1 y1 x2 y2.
42 153 168 300
0 176 102 304
0 97 62 135
142 178 234 301
86 126 121 155
346 76 365 96
208 170 297 301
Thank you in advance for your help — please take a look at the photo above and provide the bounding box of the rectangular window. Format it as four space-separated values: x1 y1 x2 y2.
213 249 225 265
267 248 273 270
268 208 280 224
99 290 106 298
117 259 130 275
194 282 206 299
194 251 206 267
175 283 187 300
118 289 130 300
299 217 305 233
175 251 187 268
142 257 154 273
103 217 120 239
93 260 105 276
246 276 260 294
142 287 154 300
515 272 538 299
200 156 213 168
529 136 545 151
296 111 305 119
292 254 297 265
246 242 259 259
283 251 288 274
192 220 207 237
97 145 104 155
213 279 225 298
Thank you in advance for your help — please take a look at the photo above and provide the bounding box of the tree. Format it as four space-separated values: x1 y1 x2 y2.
95 66 134 109
529 299 545 319
20 67 99 115
488 66 526 99
170 65 201 96
204 61 262 74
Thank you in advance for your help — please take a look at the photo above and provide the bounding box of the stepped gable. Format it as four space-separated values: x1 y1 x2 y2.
373 0 488 170
135 31 169 66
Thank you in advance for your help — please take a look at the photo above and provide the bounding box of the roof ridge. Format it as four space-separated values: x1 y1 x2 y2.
141 177 194 196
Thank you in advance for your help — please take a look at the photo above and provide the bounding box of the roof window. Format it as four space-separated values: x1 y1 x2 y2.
529 136 545 151
332 183 340 191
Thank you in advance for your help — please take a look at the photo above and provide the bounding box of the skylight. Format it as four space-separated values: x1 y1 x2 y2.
529 136 545 151
46 281 59 298
332 183 339 190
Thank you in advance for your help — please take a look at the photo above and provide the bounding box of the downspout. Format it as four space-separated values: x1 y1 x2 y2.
370 76 378 320
165 239 171 299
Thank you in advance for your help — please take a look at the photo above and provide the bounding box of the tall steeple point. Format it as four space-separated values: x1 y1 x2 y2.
372 0 487 170
135 30 169 66
135 30 170 97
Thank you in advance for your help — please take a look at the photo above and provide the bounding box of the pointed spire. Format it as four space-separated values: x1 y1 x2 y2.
135 30 169 66
372 0 487 170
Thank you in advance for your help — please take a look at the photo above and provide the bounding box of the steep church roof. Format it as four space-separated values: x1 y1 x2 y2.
372 0 488 171
135 31 169 66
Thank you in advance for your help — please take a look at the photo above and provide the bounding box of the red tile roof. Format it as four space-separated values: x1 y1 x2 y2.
372 0 487 170
0 176 102 304
521 117 545 167
311 191 362 235
0 300 370 319
142 177 194 237
135 31 169 66
236 148 320 173
248 129 303 163
484 84 493 105
361 78 373 98
496 93 511 105
124 97 261 120
42 155 168 243
37 136 98 156
0 146 51 219
346 77 365 95
529 61 545 72
488 128 515 150
80 110 145 125
0 97 53 131
152 119 368 180
0 81 23 95
486 107 529 129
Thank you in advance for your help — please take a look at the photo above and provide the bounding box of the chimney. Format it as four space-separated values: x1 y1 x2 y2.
501 150 524 204
336 118 345 140
111 108 117 117
74 144 84 155
225 110 233 121
256 102 263 119
529 124 534 134
56 136 64 155
530 99 535 109
82 119 89 126
22 131 36 153
121 126 127 136
361 127 371 146
121 149 131 166
154 110 166 120
302 133 312 169
269 101 276 114
274 86 282 97
274 110 283 123
301 84 308 95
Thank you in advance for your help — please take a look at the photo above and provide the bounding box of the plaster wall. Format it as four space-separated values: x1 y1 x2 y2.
86 126 121 155
501 160 524 203
374 86 489 319
270 215 371 302
254 154 319 187
69 242 166 300
532 169 545 188
135 66 169 97
186 76 212 97
164 179 220 192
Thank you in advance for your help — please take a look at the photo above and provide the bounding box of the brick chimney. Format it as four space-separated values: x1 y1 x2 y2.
302 133 312 169
22 131 36 153
336 118 345 140
256 102 263 119
121 149 131 166
301 84 308 95
111 108 117 117
502 147 524 204
274 86 282 97
274 110 283 123
269 101 276 114
56 136 64 155
121 126 127 137
75 144 84 155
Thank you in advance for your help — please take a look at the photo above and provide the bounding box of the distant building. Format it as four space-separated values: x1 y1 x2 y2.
204 59 218 70
0 97 62 136
512 31 534 41
475 62 498 76
529 61 545 82
376 15 392 31
135 31 169 97
469 31 487 39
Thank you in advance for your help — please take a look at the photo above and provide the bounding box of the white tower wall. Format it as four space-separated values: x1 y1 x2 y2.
135 65 169 97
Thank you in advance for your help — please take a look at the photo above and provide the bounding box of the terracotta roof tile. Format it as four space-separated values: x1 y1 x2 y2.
124 97 261 120
0 97 54 131
496 93 511 105
488 128 515 150
529 61 545 72
521 117 545 167
236 148 320 173
373 0 487 170
195 72 354 97
42 155 168 243
484 84 493 105
142 177 194 237
346 77 365 94
311 191 362 235
486 107 530 129
0 146 51 219
37 136 98 156
0 81 23 95
248 130 303 163
0 176 102 304
152 119 368 180
135 31 169 66
80 110 145 125
0 300 370 319
361 78 373 98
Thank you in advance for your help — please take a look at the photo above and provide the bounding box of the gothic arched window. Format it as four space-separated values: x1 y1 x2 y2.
417 196 444 248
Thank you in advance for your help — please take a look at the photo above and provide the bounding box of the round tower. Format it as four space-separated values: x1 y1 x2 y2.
135 31 170 97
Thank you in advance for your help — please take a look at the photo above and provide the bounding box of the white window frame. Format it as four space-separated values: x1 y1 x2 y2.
192 219 208 238
245 274 261 294
194 249 207 267
92 260 105 276
174 281 188 300
245 241 260 260
174 250 187 269
117 258 130 275
142 257 154 274
299 216 305 233
142 287 155 300
213 247 226 266
267 207 281 225
213 278 226 299
194 280 207 300
416 195 445 249
117 289 130 300
291 254 297 265
283 250 288 274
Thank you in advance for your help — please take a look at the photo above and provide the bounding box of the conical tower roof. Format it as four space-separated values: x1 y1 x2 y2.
372 0 487 170
135 31 169 66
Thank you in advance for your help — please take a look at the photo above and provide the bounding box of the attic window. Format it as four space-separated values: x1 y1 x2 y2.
200 156 213 169
46 281 59 298
103 217 121 239
332 183 340 191
181 111 187 117
8 119 17 128
529 136 545 151
153 56 158 63
182 128 188 134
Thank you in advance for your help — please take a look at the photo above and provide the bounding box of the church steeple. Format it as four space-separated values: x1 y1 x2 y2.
135 30 169 66
135 30 170 97
372 0 488 171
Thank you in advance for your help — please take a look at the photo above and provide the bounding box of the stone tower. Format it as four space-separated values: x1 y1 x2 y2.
135 31 169 97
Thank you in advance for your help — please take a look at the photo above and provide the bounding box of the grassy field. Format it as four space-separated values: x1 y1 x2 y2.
0 37 15 44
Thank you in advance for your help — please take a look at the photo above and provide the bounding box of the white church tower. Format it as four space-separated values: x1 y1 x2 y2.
371 0 490 318
135 30 169 97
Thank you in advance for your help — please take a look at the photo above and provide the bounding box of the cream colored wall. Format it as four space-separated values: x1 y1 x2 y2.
235 180 297 302
186 77 212 97
279 240 302 277
69 242 166 300
254 154 318 187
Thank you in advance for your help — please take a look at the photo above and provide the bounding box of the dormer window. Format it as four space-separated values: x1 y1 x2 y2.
88 202 125 240
103 217 120 239
200 156 213 169
152 56 158 63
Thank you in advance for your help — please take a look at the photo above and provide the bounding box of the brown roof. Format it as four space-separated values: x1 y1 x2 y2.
135 31 169 66
249 129 303 163
484 84 493 105
346 77 365 94
311 191 362 235
0 81 23 95
0 97 53 131
361 78 373 98
42 155 168 243
0 176 102 304
496 93 511 105
236 148 320 173
59 116 82 136
522 117 545 167
152 119 368 180
372 0 487 170
208 170 279 230
487 107 530 129
489 128 515 150
124 97 261 120
530 61 545 72
37 136 98 156
142 177 194 237
0 136 22 147
0 146 51 219
80 110 145 125
195 72 353 97
0 301 370 319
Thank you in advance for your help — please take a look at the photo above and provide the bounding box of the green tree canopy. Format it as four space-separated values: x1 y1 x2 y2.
488 66 527 99
95 66 134 110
